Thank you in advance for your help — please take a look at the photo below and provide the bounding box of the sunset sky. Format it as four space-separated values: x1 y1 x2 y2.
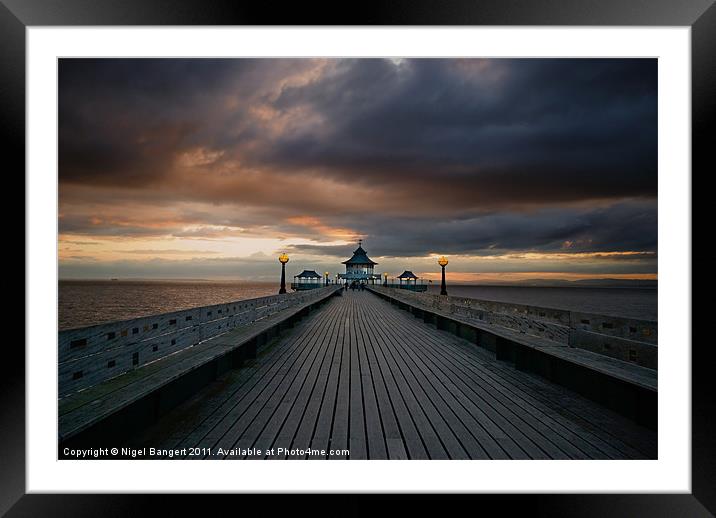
58 58 657 283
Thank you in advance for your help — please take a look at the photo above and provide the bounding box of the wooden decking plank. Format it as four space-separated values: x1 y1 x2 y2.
308 296 349 459
362 301 506 459
134 314 325 455
276 298 344 459
378 288 657 391
363 295 524 459
412 326 630 459
402 308 651 458
170 324 318 455
235 298 339 459
362 296 475 460
371 300 542 459
459 343 655 458
401 316 605 460
376 294 652 459
326 301 352 460
214 299 340 458
345 296 368 459
388 301 589 459
372 296 566 459
354 299 409 460
361 296 451 460
178 299 337 457
257 297 345 459
114 288 655 461
353 297 389 460
358 295 429 460
132 359 278 455
379 305 598 460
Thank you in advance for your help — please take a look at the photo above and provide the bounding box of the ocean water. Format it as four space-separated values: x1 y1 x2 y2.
426 284 657 321
58 280 279 331
58 280 657 331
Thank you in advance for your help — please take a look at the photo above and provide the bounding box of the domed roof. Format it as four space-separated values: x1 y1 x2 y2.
295 270 322 278
341 241 378 266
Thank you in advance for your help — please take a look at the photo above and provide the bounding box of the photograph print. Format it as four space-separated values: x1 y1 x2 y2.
58 58 657 460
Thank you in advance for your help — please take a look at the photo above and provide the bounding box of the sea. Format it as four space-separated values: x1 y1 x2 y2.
58 279 657 331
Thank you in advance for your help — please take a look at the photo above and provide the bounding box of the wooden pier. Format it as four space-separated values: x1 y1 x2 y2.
59 288 656 460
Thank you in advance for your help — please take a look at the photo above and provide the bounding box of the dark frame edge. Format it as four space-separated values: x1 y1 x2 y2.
5 0 712 515
0 1 27 517
691 0 716 515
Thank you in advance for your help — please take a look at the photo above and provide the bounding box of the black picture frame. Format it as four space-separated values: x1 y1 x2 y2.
4 0 711 514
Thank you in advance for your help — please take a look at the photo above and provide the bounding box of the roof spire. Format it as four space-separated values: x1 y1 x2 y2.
358 238 363 247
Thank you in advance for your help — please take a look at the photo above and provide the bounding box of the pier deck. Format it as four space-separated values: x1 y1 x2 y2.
130 290 656 459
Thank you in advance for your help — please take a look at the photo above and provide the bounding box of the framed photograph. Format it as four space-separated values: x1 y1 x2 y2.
6 0 710 513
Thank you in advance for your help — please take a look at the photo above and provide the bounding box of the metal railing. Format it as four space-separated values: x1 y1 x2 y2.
58 286 340 397
369 286 657 369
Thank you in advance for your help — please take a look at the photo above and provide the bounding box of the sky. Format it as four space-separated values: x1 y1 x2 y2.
58 58 657 283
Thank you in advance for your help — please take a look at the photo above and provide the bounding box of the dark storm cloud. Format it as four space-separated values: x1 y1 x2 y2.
59 58 658 269
286 200 657 258
59 58 657 203
260 59 657 203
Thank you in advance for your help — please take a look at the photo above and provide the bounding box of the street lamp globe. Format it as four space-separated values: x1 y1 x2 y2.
278 253 289 294
438 256 449 296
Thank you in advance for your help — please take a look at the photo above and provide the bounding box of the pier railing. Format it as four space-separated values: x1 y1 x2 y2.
58 287 338 397
369 286 657 369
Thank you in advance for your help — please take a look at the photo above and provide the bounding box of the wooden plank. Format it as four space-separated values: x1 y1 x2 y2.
348 295 368 460
412 326 631 459
363 294 523 459
109 288 655 461
360 294 449 459
370 287 657 390
454 343 655 458
353 298 389 460
370 295 567 459
140 308 333 457
373 291 654 459
362 293 472 460
367 305 504 460
307 296 348 459
242 298 342 459
354 302 408 460
326 299 351 460
274 299 344 460
167 298 335 456
198 299 336 458
389 309 604 460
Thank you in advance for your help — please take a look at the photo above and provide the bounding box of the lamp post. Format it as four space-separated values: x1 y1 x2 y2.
383 272 388 287
278 253 289 294
324 272 329 287
438 256 449 296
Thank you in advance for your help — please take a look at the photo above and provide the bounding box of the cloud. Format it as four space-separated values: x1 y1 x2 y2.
58 58 658 279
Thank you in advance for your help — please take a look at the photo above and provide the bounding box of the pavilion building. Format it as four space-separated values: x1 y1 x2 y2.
338 240 381 285
394 270 428 292
291 269 323 291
